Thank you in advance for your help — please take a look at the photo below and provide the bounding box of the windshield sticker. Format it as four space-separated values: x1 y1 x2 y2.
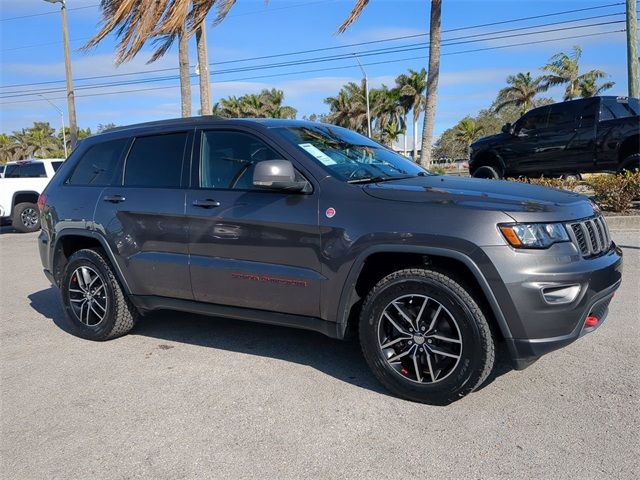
298 143 337 165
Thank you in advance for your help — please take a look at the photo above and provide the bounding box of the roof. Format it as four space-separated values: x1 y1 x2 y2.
104 116 319 135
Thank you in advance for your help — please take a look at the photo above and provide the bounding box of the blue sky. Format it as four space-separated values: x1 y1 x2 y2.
0 0 630 139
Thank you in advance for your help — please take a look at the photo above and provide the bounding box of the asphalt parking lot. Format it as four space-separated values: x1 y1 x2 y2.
1 227 638 479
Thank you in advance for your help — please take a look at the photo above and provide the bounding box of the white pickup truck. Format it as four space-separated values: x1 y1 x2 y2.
0 159 64 232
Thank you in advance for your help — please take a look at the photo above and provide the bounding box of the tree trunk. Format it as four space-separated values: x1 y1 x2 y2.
178 25 191 118
419 0 442 167
403 114 408 156
413 116 418 161
196 20 212 115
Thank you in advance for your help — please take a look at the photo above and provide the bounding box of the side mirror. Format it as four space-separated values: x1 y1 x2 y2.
253 160 310 192
501 123 512 134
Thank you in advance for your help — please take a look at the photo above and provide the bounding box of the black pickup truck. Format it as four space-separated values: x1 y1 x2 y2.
469 96 640 179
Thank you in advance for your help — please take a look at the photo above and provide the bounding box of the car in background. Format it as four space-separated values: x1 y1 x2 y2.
0 158 64 232
469 96 640 179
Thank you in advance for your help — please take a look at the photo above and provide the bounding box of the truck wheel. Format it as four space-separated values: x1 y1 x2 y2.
472 165 501 179
359 268 495 404
12 202 40 233
60 249 138 341
618 153 640 173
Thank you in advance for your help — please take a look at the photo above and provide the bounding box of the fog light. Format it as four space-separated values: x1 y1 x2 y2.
584 316 599 328
541 284 581 305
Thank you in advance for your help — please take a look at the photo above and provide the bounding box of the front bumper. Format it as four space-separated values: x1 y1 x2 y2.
481 242 623 369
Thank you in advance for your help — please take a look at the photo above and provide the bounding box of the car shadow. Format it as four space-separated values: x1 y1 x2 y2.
28 287 514 399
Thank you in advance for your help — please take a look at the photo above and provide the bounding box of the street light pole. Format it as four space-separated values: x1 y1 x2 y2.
353 53 371 138
45 0 77 149
38 94 67 158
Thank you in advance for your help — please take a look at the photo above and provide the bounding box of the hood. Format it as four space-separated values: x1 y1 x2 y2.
362 175 594 223
471 132 510 148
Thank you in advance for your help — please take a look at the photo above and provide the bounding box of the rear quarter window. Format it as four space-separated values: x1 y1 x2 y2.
66 138 128 186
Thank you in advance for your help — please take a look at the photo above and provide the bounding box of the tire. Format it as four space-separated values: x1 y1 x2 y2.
60 248 138 341
472 165 501 179
12 202 40 233
359 268 495 404
562 173 582 181
618 153 640 173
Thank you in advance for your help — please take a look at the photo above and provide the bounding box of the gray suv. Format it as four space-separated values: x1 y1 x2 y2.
38 117 623 404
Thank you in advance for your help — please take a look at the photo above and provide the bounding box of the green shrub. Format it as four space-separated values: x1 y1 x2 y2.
585 171 640 212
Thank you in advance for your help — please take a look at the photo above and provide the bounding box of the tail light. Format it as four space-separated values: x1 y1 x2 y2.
37 193 47 212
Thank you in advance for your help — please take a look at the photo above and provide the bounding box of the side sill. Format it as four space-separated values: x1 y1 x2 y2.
130 295 342 339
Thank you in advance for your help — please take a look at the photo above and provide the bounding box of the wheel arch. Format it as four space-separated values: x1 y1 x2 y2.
470 150 505 176
336 246 514 345
618 134 640 164
52 229 132 295
12 190 40 210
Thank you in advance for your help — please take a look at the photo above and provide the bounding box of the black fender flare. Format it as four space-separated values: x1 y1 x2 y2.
52 228 132 294
335 244 515 345
11 190 40 211
470 149 506 175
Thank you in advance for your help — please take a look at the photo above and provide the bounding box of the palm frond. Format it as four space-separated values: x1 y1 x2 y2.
337 0 369 34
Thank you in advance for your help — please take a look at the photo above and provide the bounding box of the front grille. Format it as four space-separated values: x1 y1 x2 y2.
566 215 611 257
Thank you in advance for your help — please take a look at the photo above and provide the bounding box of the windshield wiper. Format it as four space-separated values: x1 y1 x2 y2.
348 175 416 184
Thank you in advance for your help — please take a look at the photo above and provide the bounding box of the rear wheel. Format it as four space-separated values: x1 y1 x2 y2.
60 249 138 340
359 268 495 404
472 165 501 179
12 202 40 233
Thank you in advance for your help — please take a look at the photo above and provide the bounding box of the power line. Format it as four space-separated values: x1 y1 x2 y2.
0 4 98 22
0 19 625 99
0 11 625 91
0 29 623 107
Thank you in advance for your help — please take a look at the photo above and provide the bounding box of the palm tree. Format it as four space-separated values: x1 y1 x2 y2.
396 68 427 160
454 118 484 159
325 81 369 134
540 45 609 100
178 24 192 117
213 90 296 118
381 122 403 147
340 1 442 167
371 86 405 138
495 72 546 115
577 74 615 98
85 1 241 116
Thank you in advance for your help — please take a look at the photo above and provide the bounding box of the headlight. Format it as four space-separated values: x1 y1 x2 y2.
499 223 569 249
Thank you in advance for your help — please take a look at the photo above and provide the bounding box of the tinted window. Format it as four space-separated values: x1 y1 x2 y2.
124 133 187 188
200 131 282 190
547 104 577 129
51 161 63 172
516 107 550 133
67 138 127 186
4 163 46 178
601 97 638 120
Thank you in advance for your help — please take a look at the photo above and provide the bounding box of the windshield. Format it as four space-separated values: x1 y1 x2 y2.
273 124 427 182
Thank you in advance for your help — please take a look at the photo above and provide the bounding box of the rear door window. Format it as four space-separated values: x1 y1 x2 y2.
4 163 46 178
124 133 187 188
67 138 128 186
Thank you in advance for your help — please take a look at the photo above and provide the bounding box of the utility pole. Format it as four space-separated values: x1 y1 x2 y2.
353 53 371 138
45 0 78 149
38 94 67 158
627 0 639 98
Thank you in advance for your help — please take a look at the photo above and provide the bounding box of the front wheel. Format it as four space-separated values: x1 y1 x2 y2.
472 165 501 179
359 268 495 404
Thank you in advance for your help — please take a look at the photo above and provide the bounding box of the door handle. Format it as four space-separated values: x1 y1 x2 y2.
192 199 221 209
103 195 126 203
